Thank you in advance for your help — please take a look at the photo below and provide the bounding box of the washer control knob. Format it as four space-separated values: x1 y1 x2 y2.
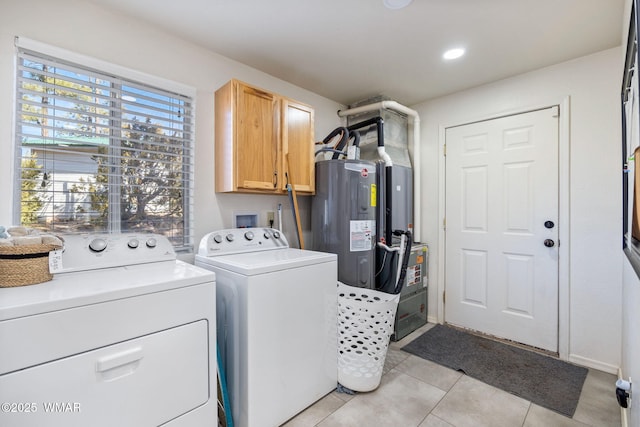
128 239 139 249
244 231 254 241
89 238 107 253
226 234 235 242
273 231 280 239
213 234 223 244
146 237 157 248
263 232 271 239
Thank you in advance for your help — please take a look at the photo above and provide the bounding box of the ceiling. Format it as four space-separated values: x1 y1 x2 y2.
90 0 625 106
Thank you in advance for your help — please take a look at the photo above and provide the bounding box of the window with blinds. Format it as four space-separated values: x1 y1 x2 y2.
14 48 194 251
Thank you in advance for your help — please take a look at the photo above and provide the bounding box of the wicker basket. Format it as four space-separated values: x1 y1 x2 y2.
0 244 62 287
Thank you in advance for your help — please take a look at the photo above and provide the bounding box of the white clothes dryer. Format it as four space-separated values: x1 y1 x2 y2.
195 228 337 427
0 233 216 427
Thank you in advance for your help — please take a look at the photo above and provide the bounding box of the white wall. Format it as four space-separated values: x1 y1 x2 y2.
413 47 623 373
0 0 344 259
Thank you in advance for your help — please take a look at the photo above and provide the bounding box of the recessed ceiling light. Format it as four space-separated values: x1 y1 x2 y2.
383 0 413 9
443 48 465 60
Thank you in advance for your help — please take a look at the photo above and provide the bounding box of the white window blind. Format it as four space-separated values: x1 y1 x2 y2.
14 47 194 252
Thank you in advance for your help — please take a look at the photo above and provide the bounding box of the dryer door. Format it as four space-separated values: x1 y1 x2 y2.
0 321 209 427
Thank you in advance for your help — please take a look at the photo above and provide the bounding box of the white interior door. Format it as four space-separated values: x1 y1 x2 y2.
445 107 559 352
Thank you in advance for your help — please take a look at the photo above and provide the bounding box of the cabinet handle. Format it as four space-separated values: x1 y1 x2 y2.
273 171 278 188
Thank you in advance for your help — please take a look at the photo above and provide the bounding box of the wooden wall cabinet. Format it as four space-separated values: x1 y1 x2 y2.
215 79 315 194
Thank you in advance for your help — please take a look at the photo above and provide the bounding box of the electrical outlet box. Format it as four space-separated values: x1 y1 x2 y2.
266 211 275 226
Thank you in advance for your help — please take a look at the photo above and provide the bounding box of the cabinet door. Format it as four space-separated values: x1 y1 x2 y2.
236 83 279 191
282 99 314 194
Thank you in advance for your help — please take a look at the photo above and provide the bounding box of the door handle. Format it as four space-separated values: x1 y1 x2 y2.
544 239 555 248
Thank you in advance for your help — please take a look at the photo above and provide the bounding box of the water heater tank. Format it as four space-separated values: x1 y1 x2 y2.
312 159 377 288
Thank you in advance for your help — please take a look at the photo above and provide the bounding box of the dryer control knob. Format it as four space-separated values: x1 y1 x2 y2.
213 234 223 244
89 238 107 253
244 231 254 241
128 239 139 249
263 232 271 239
226 234 235 242
146 237 157 248
273 231 280 239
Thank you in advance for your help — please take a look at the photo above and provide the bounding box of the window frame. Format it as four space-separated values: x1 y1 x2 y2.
13 37 196 252
622 1 640 276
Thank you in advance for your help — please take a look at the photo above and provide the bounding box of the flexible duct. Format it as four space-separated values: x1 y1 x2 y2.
337 101 421 243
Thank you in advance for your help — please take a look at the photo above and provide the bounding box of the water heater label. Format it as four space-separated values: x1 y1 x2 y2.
371 184 377 207
350 220 374 252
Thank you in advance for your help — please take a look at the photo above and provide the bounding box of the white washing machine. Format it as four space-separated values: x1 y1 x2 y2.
195 228 337 427
0 233 216 427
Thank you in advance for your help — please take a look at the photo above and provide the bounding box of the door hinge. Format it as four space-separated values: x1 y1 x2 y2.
443 144 446 156
443 290 446 304
443 217 446 230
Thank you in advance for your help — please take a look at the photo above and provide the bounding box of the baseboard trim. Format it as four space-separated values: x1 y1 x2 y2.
569 354 619 375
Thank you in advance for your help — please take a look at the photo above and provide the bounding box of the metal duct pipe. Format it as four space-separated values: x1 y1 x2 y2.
338 101 421 243
347 117 393 244
346 116 392 166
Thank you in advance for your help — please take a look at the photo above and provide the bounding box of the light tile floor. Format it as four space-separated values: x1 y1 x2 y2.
284 323 622 427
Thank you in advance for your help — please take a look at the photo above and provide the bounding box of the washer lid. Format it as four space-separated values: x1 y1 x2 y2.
195 248 336 276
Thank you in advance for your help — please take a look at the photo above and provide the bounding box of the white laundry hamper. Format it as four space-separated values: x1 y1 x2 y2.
336 281 400 392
